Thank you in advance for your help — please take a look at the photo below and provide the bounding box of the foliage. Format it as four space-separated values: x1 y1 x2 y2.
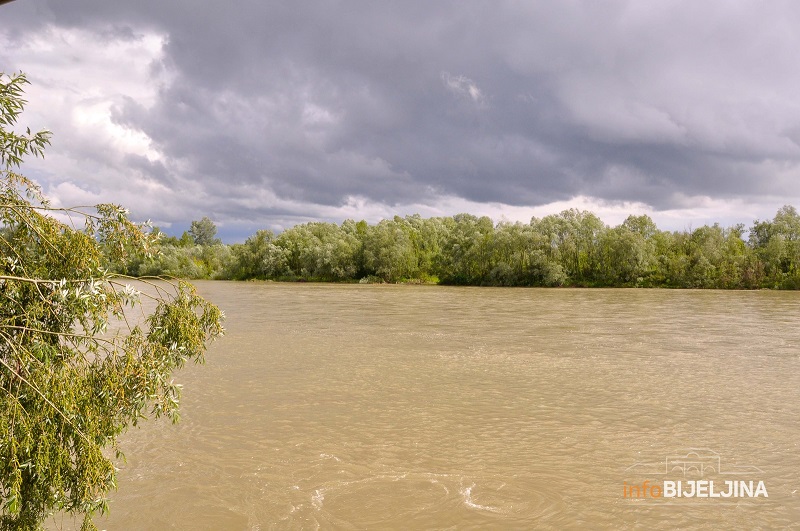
188 216 220 246
362 217 420 282
0 73 224 530
127 204 800 289
225 230 288 280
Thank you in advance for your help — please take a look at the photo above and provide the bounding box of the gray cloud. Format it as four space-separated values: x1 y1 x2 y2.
4 0 800 239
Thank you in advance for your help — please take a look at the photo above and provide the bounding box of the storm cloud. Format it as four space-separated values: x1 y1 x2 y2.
3 1 800 239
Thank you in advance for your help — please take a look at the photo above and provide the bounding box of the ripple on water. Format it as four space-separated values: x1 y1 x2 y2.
275 470 569 529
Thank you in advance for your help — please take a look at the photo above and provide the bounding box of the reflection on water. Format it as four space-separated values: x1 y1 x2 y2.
57 283 800 529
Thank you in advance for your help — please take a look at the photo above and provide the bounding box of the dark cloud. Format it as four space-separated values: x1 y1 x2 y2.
4 0 800 236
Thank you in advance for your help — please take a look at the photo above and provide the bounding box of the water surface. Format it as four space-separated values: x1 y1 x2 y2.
62 283 800 529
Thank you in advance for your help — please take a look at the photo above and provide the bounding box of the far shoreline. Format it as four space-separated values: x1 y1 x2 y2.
186 278 786 291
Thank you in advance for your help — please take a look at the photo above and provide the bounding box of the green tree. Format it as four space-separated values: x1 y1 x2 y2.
598 215 657 285
0 72 224 530
227 230 289 279
436 214 494 284
533 209 605 283
178 231 195 247
188 217 219 246
276 222 359 280
362 218 418 282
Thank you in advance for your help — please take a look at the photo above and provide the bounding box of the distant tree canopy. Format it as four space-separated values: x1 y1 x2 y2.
188 217 219 246
120 205 800 289
0 72 224 530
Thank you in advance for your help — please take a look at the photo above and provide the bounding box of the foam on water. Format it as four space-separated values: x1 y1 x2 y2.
459 483 502 513
311 488 325 510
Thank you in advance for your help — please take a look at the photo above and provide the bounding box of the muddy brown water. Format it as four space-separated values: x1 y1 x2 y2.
51 282 800 529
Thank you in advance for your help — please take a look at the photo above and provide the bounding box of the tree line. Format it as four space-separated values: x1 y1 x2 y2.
118 206 800 289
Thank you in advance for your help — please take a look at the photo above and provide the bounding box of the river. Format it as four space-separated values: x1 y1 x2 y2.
56 283 800 529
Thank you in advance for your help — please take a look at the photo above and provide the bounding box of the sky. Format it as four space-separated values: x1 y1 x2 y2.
3 1 800 242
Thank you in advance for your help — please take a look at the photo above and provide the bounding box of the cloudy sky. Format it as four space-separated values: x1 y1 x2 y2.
3 1 800 241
